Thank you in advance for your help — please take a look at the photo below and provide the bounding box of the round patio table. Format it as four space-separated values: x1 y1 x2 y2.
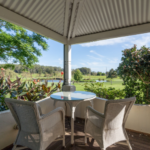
50 91 96 145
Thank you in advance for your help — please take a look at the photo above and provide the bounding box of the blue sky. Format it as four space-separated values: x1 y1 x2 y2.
38 32 150 72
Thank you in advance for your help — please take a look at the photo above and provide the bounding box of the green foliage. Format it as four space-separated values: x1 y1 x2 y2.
91 71 97 75
0 68 62 111
97 72 105 76
0 19 48 68
0 64 62 75
0 77 9 111
107 69 117 85
107 69 117 79
17 80 61 101
118 45 150 104
0 69 18 77
101 73 105 76
0 75 25 111
74 69 83 81
84 82 125 100
76 67 91 75
97 72 101 76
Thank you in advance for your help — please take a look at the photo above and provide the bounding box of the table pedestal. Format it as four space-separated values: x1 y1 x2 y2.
53 100 94 145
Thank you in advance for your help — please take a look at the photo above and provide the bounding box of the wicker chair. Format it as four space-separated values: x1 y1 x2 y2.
84 97 136 150
5 98 65 150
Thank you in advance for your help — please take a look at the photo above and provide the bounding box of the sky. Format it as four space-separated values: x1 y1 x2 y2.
38 32 150 72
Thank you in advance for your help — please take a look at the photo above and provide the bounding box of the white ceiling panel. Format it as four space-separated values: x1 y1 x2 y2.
0 0 150 44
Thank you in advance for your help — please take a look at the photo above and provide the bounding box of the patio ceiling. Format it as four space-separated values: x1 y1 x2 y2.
0 0 150 45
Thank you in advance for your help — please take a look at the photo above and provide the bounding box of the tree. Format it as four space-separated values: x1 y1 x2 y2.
107 69 117 84
118 45 150 104
38 69 42 77
74 69 83 81
77 67 91 75
101 73 105 76
0 19 48 68
97 72 101 76
72 69 76 76
91 71 97 76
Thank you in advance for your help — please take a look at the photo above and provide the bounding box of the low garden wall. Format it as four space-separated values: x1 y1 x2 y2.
0 97 65 149
0 110 18 149
0 97 150 149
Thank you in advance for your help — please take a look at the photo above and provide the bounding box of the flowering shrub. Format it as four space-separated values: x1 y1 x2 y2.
84 82 125 100
118 45 150 104
11 80 61 101
61 71 64 76
0 68 61 111
0 76 25 111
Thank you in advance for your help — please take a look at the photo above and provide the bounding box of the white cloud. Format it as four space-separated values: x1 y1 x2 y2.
89 50 119 64
122 43 132 49
77 50 120 72
73 59 119 72
0 61 5 64
81 61 108 67
58 58 63 65
107 58 119 64
80 62 86 66
81 36 130 47
130 34 150 49
71 64 78 68
87 55 102 61
80 32 150 49
90 50 105 58
76 33 150 72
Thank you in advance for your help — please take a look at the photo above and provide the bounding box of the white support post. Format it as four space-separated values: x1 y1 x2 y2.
62 44 76 91
64 44 71 85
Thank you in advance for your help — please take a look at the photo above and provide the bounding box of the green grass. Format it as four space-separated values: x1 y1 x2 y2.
9 74 124 91
73 82 85 91
73 78 124 91
33 76 124 91
82 75 106 80
102 81 124 89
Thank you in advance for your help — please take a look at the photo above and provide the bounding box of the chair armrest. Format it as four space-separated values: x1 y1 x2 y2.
86 106 105 128
38 107 65 133
86 106 104 118
39 107 65 120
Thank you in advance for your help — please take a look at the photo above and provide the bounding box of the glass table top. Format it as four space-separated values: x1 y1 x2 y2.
50 91 96 101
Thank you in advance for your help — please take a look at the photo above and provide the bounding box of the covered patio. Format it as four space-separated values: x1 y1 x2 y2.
3 117 150 150
0 0 150 150
1 0 150 90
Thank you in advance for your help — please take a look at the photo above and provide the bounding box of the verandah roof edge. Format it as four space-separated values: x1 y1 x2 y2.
0 6 67 44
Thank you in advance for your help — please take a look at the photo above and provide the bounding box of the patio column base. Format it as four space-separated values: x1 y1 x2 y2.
62 85 76 92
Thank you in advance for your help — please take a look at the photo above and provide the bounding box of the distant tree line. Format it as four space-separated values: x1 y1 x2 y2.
72 67 106 76
0 64 62 75
91 71 105 76
1 64 109 77
72 67 91 75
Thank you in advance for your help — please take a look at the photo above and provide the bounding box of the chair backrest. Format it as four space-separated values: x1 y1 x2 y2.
5 98 39 133
103 97 136 130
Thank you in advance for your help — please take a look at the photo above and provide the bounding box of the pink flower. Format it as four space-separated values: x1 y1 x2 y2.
1 68 5 71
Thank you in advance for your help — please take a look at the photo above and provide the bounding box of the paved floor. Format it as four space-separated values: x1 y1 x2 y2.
4 117 150 150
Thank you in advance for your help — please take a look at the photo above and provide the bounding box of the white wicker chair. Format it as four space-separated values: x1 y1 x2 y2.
5 98 65 150
84 97 136 150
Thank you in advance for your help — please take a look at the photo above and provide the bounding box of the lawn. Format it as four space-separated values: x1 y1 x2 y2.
82 75 106 79
9 74 124 91
73 77 124 91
